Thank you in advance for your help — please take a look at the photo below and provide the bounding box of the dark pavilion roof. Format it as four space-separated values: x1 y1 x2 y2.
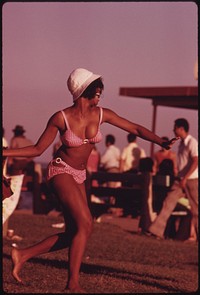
119 86 198 156
119 86 198 110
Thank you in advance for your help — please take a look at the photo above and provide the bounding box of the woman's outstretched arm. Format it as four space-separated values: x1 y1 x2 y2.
3 112 61 158
102 108 179 149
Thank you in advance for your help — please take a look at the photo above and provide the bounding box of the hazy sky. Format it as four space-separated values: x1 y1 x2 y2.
2 2 198 164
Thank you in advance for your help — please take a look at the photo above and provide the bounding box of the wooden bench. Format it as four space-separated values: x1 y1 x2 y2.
89 172 191 239
89 171 151 218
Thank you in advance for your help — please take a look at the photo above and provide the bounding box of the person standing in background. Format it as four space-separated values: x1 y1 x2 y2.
86 145 101 206
100 134 121 187
147 118 198 240
120 133 146 173
9 125 35 175
154 136 178 176
86 145 101 192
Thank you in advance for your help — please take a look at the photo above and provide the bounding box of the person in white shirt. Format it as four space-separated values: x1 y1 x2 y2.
147 118 198 240
100 134 121 187
120 133 146 173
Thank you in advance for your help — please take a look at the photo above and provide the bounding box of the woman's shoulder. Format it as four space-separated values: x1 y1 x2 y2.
48 109 70 128
51 107 72 118
101 107 118 119
101 107 112 113
59 106 72 114
49 110 63 121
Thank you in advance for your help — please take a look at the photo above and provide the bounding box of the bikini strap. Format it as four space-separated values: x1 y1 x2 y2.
61 110 70 130
99 107 103 125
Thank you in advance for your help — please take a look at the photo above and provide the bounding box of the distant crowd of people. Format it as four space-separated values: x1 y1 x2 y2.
87 132 175 180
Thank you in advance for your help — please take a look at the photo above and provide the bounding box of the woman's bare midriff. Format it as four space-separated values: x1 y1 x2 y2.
55 143 94 170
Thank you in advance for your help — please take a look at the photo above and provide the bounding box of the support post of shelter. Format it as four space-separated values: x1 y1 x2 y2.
150 103 157 158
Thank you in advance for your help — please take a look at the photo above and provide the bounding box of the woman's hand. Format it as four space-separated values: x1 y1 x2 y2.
161 137 180 150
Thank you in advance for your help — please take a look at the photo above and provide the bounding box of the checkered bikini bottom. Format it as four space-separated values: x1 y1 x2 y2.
46 157 86 184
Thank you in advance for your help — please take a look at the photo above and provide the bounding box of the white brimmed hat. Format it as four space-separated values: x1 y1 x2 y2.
67 68 101 101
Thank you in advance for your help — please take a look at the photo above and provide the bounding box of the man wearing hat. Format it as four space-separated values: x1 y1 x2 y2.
9 125 35 175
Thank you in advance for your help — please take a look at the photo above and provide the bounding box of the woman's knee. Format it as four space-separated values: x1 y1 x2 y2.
79 213 93 237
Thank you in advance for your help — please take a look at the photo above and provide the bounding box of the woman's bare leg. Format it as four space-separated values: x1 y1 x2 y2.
52 175 93 292
11 232 69 283
11 173 93 292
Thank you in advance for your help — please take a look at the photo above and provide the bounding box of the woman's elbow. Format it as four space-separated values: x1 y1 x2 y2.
34 146 45 157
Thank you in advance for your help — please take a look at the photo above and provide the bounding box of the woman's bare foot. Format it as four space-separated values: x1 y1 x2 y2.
11 247 24 283
65 287 86 293
65 283 86 293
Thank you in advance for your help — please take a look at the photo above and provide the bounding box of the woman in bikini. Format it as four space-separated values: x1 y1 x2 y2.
3 68 179 293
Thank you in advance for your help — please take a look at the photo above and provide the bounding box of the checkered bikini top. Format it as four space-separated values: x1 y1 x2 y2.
60 107 103 147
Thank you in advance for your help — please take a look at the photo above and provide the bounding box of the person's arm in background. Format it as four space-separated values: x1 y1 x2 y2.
180 156 198 189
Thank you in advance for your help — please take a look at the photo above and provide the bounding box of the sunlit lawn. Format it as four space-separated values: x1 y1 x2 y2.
3 212 198 293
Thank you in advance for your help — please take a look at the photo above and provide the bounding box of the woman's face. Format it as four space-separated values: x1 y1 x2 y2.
90 87 103 106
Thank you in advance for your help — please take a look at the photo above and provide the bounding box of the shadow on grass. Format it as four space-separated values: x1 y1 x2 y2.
3 253 187 293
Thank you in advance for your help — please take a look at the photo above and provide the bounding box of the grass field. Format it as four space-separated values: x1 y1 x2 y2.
2 212 198 294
